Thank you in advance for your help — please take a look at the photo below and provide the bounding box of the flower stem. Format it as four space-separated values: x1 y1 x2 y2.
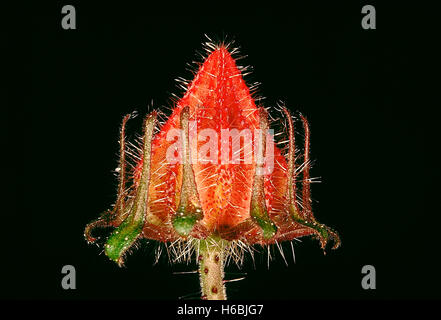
198 238 227 300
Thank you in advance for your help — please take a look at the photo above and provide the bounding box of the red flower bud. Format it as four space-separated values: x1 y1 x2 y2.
85 42 340 277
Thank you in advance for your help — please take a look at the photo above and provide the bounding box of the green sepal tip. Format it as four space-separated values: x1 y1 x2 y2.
104 219 143 265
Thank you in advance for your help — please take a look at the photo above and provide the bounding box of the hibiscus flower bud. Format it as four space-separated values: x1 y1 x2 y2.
85 40 340 300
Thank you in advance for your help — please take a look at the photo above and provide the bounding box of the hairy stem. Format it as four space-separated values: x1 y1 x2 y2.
198 238 227 300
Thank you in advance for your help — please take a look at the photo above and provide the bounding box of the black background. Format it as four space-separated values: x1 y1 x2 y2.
8 2 436 303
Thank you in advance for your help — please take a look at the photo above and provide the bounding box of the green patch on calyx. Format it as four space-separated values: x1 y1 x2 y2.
250 108 277 240
104 112 157 266
172 106 203 237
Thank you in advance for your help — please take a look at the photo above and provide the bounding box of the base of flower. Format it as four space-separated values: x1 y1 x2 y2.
198 237 227 300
